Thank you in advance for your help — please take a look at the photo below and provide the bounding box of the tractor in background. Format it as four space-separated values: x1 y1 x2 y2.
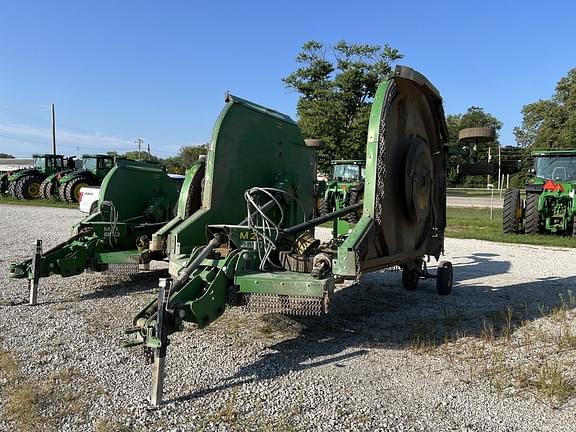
317 159 365 223
57 154 115 202
6 154 74 200
503 149 576 235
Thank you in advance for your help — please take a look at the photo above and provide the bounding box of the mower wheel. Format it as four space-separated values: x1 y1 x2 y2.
346 183 364 223
17 175 43 199
65 176 92 203
40 178 55 199
402 267 419 291
502 188 522 233
524 193 540 234
436 261 453 295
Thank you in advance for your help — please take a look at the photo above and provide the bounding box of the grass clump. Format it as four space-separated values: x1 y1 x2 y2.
446 207 576 248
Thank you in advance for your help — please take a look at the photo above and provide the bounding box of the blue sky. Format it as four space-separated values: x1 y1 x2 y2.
0 1 574 157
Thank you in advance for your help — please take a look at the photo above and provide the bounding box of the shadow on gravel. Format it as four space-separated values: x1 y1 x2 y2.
173 250 576 403
78 271 165 301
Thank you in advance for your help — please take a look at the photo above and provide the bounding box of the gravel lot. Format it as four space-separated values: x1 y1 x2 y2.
0 204 575 432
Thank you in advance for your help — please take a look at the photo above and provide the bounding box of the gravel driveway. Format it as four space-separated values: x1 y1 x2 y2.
0 204 575 432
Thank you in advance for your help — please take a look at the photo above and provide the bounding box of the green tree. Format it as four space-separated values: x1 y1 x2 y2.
0 153 14 158
283 40 402 171
163 145 208 174
514 68 576 149
445 107 503 187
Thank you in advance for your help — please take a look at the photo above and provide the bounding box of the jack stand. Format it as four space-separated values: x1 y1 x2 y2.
29 239 42 305
150 278 171 406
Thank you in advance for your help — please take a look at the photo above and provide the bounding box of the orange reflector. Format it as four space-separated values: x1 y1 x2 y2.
543 179 564 192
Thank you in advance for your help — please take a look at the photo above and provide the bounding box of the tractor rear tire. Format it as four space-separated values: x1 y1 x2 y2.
317 197 328 216
572 216 576 238
502 188 521 234
58 182 67 201
524 193 540 234
17 175 43 200
346 183 364 223
436 261 453 295
40 178 55 199
8 181 16 198
65 175 92 203
184 163 205 218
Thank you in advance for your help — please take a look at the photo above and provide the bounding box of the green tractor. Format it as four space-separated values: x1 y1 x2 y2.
57 154 115 203
317 160 365 222
6 154 71 200
503 149 576 235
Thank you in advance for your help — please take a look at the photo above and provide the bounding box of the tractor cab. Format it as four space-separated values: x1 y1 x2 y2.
532 151 576 182
81 155 115 176
33 154 66 174
331 160 365 183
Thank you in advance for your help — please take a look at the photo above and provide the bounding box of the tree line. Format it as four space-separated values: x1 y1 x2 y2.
4 43 574 184
285 40 576 186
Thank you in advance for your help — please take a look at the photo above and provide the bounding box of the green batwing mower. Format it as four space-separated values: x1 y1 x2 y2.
503 149 576 235
123 66 453 405
9 159 188 303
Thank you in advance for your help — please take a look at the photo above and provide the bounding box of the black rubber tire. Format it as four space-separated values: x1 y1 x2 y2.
0 176 7 194
436 261 453 295
572 216 576 238
457 162 495 176
184 163 205 218
8 181 16 198
402 267 419 291
317 197 329 216
502 188 521 234
64 175 92 203
524 193 540 234
346 182 364 223
40 178 55 199
17 175 43 200
58 182 67 201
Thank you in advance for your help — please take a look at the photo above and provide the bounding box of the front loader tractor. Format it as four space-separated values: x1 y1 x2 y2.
7 154 71 199
503 150 576 235
57 154 115 202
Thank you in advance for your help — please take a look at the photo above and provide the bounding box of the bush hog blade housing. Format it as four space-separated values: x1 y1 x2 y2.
124 66 453 405
9 160 183 299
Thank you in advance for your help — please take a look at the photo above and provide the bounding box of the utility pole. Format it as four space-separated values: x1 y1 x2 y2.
135 138 144 161
147 143 151 160
51 104 56 156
